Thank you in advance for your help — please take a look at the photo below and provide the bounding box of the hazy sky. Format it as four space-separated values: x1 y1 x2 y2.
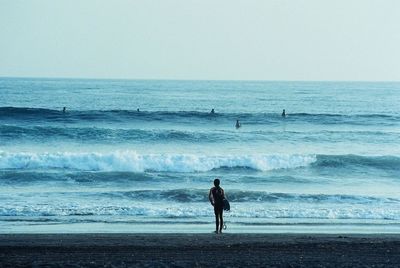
1 0 399 80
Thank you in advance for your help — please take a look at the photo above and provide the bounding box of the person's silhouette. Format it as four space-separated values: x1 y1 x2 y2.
209 178 225 233
235 119 241 129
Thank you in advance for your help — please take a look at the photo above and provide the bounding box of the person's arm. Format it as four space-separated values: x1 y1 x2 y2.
209 188 214 206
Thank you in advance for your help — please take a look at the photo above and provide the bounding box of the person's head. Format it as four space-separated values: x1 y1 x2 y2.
214 178 220 187
283 109 285 112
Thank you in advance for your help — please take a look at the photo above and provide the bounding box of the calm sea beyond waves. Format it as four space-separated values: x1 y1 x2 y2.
0 78 399 233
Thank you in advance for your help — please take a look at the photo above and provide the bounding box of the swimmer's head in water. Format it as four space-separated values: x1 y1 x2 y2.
214 178 220 187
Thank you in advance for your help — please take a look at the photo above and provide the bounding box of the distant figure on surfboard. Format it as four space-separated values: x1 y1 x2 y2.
211 108 215 114
235 119 241 129
137 108 140 112
209 178 225 234
282 109 286 117
62 107 66 113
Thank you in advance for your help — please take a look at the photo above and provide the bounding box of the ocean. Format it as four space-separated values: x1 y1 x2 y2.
0 78 399 233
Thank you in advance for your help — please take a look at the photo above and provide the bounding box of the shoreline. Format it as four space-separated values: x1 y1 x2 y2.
3 219 400 234
2 233 400 267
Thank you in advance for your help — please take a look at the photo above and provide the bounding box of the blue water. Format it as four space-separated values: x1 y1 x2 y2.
1 78 400 233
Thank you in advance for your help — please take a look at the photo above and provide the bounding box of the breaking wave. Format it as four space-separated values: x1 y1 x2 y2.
0 151 315 172
1 151 398 172
2 202 400 220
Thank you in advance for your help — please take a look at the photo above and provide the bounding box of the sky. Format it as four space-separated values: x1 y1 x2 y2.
0 0 399 81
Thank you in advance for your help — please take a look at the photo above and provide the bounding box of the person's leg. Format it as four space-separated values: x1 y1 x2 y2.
214 208 219 233
219 209 224 233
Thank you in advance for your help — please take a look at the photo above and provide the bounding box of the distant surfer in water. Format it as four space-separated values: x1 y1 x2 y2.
137 108 140 112
62 107 66 113
209 178 225 234
211 108 215 114
282 109 286 117
235 119 241 129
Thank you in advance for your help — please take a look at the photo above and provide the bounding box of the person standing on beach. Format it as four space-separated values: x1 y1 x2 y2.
209 178 225 233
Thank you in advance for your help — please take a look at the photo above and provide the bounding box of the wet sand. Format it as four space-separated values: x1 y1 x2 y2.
1 233 400 267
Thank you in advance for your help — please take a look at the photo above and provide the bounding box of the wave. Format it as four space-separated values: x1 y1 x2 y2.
1 126 399 148
290 112 396 119
0 151 398 172
0 125 224 143
0 151 316 172
2 202 400 220
0 107 59 116
1 125 399 143
47 189 400 204
1 107 398 125
314 154 400 171
0 107 230 121
0 170 156 184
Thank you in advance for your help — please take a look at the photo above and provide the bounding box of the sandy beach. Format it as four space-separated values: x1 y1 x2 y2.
1 233 400 267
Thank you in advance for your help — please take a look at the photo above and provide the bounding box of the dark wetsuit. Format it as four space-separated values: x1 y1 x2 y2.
209 186 224 232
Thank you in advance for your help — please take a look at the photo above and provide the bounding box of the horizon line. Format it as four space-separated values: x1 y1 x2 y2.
1 75 399 83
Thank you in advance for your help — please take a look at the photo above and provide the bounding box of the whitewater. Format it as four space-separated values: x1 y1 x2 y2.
0 78 399 233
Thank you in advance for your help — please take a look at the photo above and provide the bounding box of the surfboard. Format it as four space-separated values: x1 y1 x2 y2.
223 199 230 211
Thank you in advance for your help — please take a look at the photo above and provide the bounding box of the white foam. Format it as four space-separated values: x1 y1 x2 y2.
1 202 400 220
0 151 316 172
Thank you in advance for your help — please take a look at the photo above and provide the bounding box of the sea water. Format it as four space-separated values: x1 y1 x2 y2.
0 78 399 233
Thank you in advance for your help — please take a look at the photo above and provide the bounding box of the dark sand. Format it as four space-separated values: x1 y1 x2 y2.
1 233 400 267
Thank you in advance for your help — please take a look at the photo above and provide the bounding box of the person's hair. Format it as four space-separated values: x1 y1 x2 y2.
214 178 220 187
